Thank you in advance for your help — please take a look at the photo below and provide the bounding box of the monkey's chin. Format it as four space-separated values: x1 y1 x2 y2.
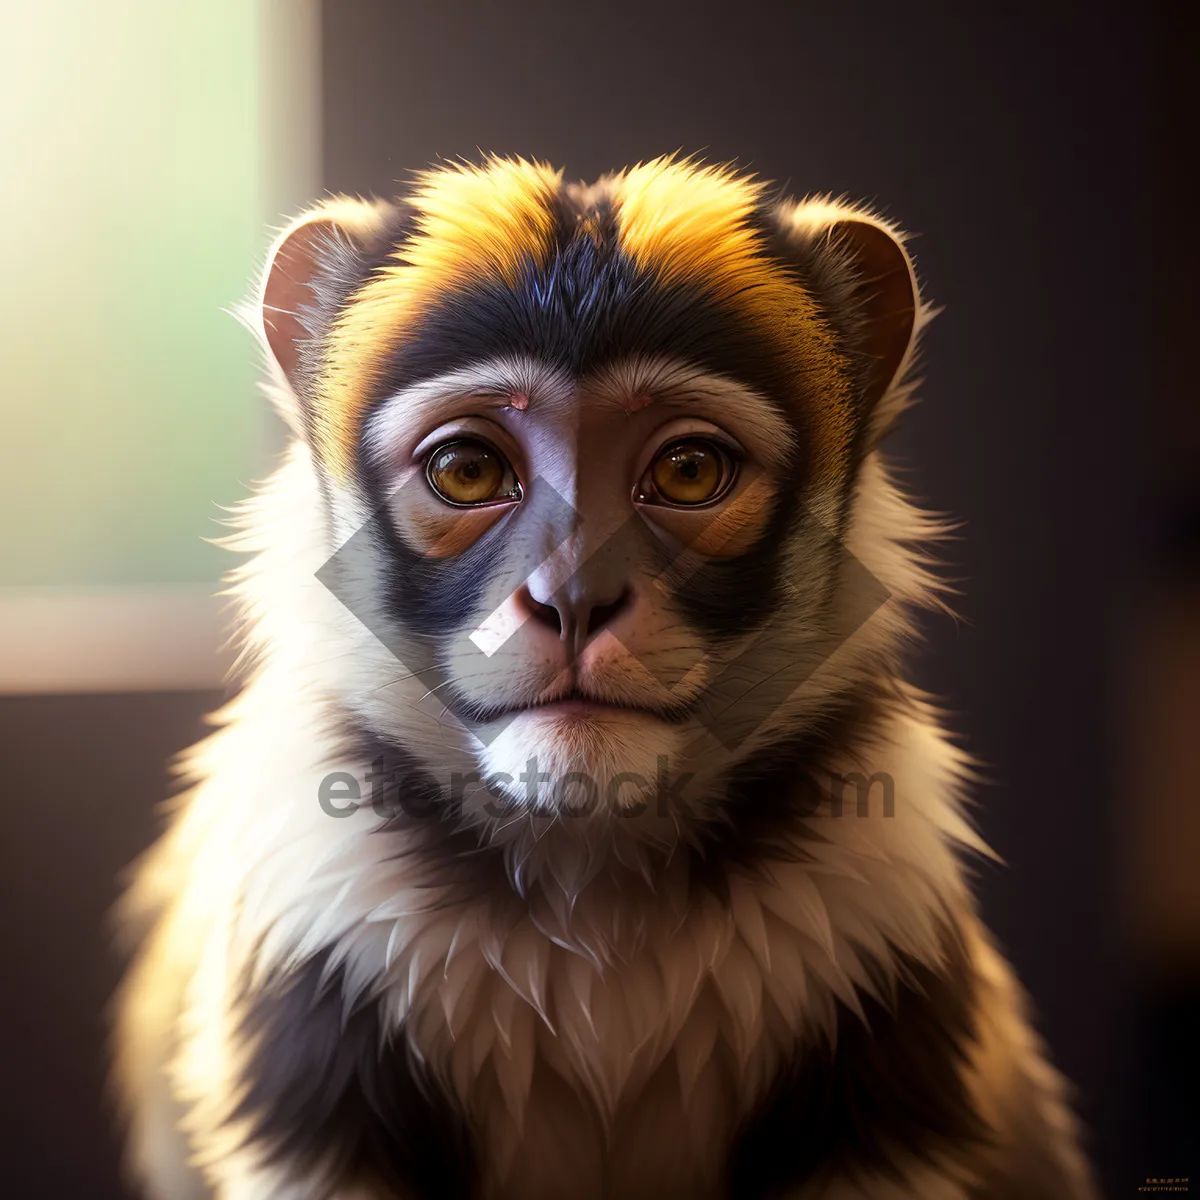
474 706 681 819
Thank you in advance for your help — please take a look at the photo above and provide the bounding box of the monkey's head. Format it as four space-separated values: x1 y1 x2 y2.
256 157 923 864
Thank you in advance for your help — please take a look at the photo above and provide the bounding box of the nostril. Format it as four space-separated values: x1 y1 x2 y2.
586 588 632 639
523 590 563 636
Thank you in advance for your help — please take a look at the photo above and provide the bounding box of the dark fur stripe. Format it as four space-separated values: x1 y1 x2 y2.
727 922 988 1197
229 950 475 1198
689 677 897 897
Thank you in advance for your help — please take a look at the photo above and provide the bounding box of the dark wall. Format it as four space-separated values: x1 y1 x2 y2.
322 0 1155 1192
0 693 222 1199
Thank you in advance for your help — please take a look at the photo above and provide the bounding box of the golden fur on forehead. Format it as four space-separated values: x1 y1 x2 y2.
611 160 853 473
302 155 856 482
313 157 562 478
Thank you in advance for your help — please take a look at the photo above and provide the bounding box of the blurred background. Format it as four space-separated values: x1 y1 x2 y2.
0 1 1193 1195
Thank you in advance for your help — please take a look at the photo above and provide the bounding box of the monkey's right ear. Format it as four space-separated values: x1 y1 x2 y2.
255 198 395 426
771 199 921 435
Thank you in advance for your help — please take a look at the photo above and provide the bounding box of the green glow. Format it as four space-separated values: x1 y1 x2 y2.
0 1 266 585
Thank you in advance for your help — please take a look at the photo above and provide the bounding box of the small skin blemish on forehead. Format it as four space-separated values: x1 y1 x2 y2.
626 392 655 413
507 392 530 411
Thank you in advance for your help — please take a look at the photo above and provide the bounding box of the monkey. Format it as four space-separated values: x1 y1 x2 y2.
113 156 1099 1200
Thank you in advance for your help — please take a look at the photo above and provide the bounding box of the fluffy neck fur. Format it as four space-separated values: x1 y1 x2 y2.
139 433 991 1198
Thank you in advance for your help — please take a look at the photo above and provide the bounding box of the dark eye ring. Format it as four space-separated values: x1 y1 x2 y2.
424 438 522 507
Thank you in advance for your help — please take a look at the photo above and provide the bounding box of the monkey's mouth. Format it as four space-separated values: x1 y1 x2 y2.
464 687 696 727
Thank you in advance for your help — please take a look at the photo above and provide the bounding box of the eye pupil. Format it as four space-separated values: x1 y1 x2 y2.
646 438 734 506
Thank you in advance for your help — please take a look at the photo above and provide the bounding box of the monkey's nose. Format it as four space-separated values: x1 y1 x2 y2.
516 583 634 656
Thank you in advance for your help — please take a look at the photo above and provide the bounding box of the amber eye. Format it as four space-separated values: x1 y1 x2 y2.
425 439 521 507
641 439 736 507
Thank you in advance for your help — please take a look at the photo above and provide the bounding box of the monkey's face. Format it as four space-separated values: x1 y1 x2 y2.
261 158 917 840
359 354 792 815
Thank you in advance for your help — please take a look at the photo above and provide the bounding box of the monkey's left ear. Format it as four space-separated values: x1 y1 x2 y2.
255 198 395 429
776 202 921 426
